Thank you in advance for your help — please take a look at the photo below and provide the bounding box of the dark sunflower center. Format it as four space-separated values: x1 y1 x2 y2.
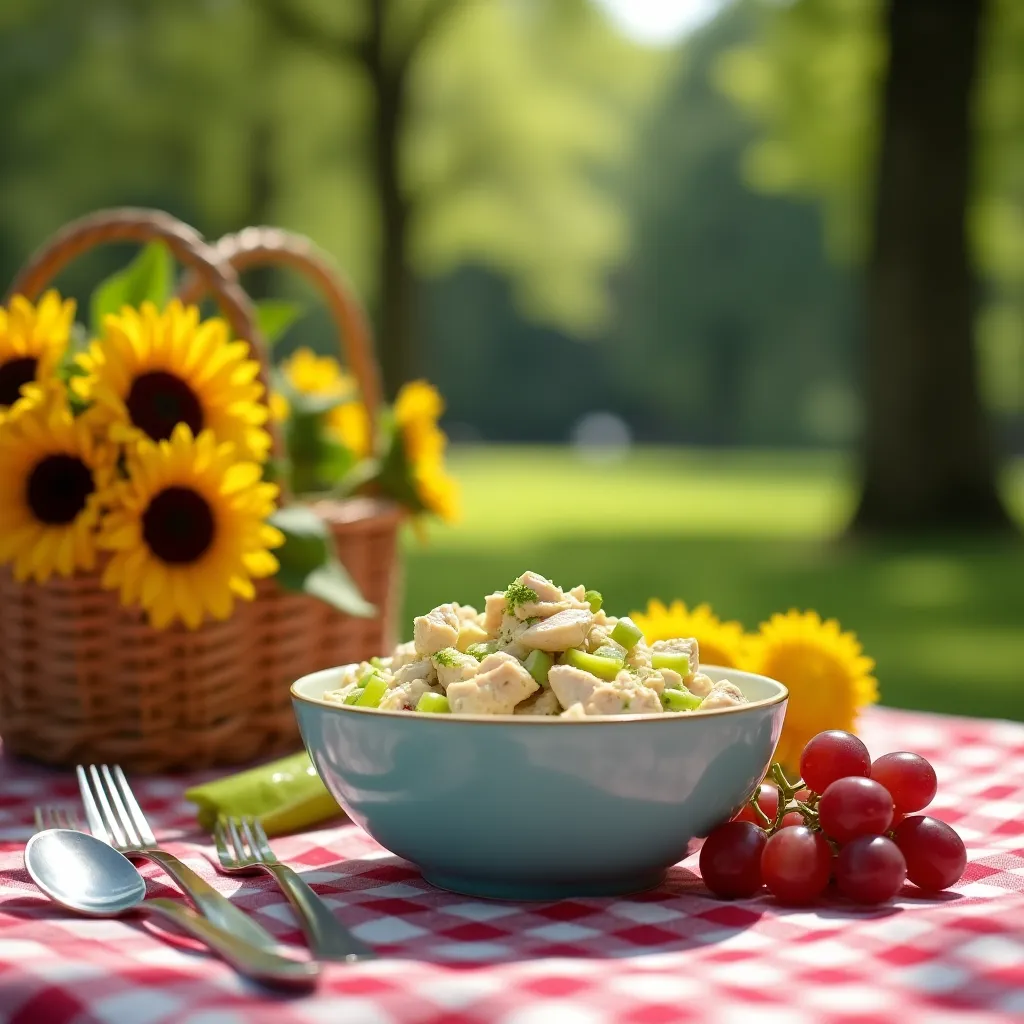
0 356 38 407
26 454 94 525
126 371 204 441
143 486 215 564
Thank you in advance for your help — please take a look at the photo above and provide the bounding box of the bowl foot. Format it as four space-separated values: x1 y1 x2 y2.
421 869 666 901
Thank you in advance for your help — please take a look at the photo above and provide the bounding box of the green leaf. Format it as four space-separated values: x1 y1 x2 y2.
256 299 304 348
90 242 173 334
269 506 375 618
303 560 376 619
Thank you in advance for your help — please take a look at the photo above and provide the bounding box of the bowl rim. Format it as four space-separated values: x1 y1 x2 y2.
291 663 788 724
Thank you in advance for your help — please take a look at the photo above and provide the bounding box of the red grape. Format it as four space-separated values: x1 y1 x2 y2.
871 752 938 814
734 783 779 825
700 821 767 898
781 811 805 828
835 836 907 904
892 816 967 891
800 731 872 794
761 826 832 905
818 777 894 843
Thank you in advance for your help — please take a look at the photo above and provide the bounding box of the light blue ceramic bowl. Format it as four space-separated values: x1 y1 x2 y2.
292 666 787 900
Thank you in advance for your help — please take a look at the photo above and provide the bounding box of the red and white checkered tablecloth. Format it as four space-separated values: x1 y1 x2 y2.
1 706 1022 1024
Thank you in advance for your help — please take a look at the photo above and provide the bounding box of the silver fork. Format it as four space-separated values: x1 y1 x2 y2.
34 806 81 832
214 816 375 962
77 764 279 952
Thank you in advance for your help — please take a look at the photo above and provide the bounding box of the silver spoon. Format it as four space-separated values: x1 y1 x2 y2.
25 830 319 990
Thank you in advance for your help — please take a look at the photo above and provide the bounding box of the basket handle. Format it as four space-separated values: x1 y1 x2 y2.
177 227 383 434
4 207 289 473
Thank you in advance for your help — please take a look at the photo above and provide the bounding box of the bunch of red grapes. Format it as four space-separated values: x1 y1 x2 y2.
700 730 967 905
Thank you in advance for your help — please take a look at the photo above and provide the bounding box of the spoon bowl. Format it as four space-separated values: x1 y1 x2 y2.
26 829 146 915
25 830 319 989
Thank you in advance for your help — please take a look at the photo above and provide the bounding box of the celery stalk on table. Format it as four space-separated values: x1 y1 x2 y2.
185 751 342 837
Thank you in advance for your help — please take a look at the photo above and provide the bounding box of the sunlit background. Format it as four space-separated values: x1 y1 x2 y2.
1 0 1022 720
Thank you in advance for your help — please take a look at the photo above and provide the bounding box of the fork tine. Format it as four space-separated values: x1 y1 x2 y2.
249 818 277 863
34 806 47 832
76 765 111 843
226 817 248 862
240 817 260 860
110 766 156 847
63 808 82 831
97 765 140 846
87 765 127 847
212 820 233 868
54 808 70 830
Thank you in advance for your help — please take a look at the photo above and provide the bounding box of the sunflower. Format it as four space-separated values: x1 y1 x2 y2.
271 347 372 458
394 380 460 522
747 610 878 776
0 386 113 582
73 300 271 462
631 599 749 669
98 423 283 629
0 291 75 417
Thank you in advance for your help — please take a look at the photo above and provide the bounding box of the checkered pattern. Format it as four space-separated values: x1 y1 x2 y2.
1 707 1022 1024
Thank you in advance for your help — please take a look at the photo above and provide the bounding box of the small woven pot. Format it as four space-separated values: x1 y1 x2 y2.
0 210 402 772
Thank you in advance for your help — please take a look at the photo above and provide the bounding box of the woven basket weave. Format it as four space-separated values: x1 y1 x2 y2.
0 209 402 772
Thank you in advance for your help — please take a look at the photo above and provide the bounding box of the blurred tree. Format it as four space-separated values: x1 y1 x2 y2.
720 0 1022 532
616 1 855 448
261 0 662 394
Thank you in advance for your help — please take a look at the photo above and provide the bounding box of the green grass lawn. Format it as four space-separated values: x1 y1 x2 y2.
401 447 1024 722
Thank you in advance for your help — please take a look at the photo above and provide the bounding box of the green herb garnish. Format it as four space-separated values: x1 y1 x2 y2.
505 581 538 613
432 647 462 667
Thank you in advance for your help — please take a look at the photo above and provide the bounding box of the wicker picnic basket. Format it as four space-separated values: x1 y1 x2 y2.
0 209 403 772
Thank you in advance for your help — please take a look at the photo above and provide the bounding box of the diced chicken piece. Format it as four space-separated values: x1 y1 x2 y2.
483 592 507 634
618 667 675 695
519 608 593 651
413 603 460 656
586 626 626 657
561 702 588 719
499 614 531 644
699 680 748 710
593 610 616 629
454 603 479 623
548 663 604 711
380 679 439 711
568 584 587 603
585 682 663 716
644 667 684 695
625 640 652 671
456 619 489 652
502 642 530 661
390 641 420 670
687 672 715 697
393 658 437 687
446 651 539 715
514 689 562 716
651 637 699 675
322 680 360 705
431 649 479 690
511 571 589 620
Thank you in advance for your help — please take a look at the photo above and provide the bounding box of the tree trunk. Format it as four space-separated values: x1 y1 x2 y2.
368 0 416 399
852 0 1012 533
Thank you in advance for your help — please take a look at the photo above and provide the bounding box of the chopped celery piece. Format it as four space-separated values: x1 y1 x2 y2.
610 616 643 651
593 644 625 662
416 692 450 714
355 675 388 707
369 656 387 669
563 647 623 681
466 640 500 661
359 667 384 686
661 688 702 712
343 689 363 705
585 589 603 613
652 651 691 676
524 649 553 687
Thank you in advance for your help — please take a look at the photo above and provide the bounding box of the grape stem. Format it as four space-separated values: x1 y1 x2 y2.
743 762 818 836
